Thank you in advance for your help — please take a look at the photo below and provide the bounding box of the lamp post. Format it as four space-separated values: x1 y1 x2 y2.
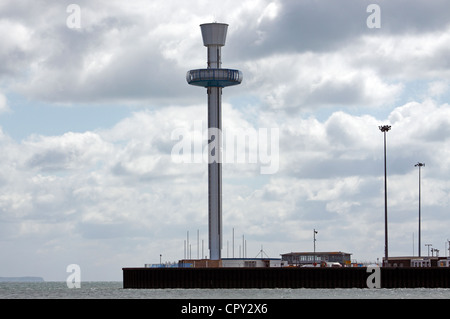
425 243 432 257
313 229 318 265
415 162 425 257
379 125 391 266
447 239 450 257
431 248 439 257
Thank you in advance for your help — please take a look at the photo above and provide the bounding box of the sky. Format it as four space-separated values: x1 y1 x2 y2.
1 0 450 281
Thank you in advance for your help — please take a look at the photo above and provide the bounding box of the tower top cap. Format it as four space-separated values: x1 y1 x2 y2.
200 23 228 46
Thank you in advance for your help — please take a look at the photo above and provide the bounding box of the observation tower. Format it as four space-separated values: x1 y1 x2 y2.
186 23 243 260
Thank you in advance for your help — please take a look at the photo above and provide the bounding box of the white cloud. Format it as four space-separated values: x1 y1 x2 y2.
428 80 449 98
2 0 281 105
2 0 448 111
0 93 10 114
1 0 450 281
0 97 449 280
243 49 403 112
0 19 35 76
351 25 450 81
23 131 113 172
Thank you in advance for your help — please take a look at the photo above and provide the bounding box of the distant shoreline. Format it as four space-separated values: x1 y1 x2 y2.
0 277 44 282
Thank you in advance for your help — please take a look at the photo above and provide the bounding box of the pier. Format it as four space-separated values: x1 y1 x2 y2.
122 267 450 289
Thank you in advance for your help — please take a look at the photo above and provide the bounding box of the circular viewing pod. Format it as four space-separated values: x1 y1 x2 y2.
187 69 243 88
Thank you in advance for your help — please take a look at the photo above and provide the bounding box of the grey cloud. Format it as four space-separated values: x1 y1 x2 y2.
277 100 450 181
2 0 197 105
76 221 149 240
26 149 74 171
231 0 450 61
17 27 193 104
305 79 365 106
380 0 450 33
22 132 112 172
5 0 450 108
289 157 380 179
229 0 367 60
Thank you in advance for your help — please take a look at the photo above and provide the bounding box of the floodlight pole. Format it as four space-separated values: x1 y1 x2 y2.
379 125 391 266
313 229 318 265
415 162 425 257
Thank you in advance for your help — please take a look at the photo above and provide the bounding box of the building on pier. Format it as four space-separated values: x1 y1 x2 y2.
281 251 352 267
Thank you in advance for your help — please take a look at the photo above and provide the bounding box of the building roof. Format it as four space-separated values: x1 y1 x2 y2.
281 251 352 256
222 258 281 261
384 256 444 260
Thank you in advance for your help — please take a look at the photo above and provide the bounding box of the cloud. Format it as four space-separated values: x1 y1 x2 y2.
23 131 113 172
350 26 450 82
3 0 450 112
1 0 450 281
242 52 403 112
0 18 35 77
3 0 281 105
1 95 449 280
427 80 449 98
0 93 10 114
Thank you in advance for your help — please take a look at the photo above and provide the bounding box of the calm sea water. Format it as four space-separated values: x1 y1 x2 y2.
1 281 450 299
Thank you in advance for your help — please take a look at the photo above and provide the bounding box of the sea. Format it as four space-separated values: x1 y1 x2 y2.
1 282 448 317
1 281 450 299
